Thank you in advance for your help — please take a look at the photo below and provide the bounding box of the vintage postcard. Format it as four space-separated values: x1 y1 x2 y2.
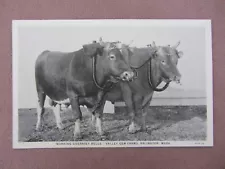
12 19 213 149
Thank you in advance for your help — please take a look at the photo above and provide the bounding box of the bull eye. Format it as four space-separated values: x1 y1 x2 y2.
161 60 166 65
109 54 116 60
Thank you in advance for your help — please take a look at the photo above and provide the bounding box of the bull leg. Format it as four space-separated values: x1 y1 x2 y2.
94 100 106 137
36 92 46 130
52 104 63 129
91 113 96 126
120 84 137 134
69 96 83 140
85 106 95 126
141 108 148 132
59 104 62 111
49 99 63 129
129 94 144 133
83 92 105 128
123 101 137 134
140 94 153 132
94 92 107 137
86 99 105 137
128 115 141 134
84 106 95 127
95 114 103 136
88 91 105 115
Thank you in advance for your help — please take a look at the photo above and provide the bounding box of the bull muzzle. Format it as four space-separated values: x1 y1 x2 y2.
170 75 182 84
120 71 135 82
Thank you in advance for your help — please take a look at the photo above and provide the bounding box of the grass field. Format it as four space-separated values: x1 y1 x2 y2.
18 106 207 142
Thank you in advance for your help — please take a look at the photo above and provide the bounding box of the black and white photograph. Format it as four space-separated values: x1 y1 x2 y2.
12 19 213 149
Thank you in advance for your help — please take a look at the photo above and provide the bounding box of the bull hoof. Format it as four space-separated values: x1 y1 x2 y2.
91 117 96 127
128 124 141 134
35 127 44 132
35 125 43 131
98 132 108 140
140 126 152 135
128 128 138 134
100 135 107 141
146 130 152 135
146 127 152 135
140 127 147 132
97 131 105 137
35 126 39 131
73 134 83 141
57 123 64 130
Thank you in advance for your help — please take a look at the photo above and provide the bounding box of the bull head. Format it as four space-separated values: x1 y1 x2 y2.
151 41 183 59
83 37 122 57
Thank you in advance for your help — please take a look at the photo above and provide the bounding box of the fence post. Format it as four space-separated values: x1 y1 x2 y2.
103 101 115 114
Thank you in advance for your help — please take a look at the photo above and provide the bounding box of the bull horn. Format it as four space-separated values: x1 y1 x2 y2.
128 40 133 46
152 41 156 48
172 41 180 48
99 37 105 46
99 37 104 44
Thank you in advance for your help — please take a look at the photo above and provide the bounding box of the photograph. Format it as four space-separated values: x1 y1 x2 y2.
12 19 213 149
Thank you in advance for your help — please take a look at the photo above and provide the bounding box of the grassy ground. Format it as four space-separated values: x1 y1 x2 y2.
18 106 207 142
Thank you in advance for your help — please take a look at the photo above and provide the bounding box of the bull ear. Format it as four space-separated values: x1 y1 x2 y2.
149 42 157 58
152 48 158 58
177 51 183 58
83 43 103 57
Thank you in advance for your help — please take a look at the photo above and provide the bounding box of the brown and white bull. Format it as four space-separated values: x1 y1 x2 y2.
35 41 135 140
91 41 183 135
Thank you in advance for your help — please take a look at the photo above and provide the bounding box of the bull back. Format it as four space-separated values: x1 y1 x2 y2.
35 50 75 100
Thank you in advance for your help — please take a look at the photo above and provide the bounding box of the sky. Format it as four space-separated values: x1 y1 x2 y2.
14 20 210 108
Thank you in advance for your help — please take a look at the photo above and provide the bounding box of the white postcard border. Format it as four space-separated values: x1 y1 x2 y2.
12 19 213 149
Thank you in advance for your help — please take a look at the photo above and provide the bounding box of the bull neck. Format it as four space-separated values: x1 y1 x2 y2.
94 54 111 89
149 59 163 89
